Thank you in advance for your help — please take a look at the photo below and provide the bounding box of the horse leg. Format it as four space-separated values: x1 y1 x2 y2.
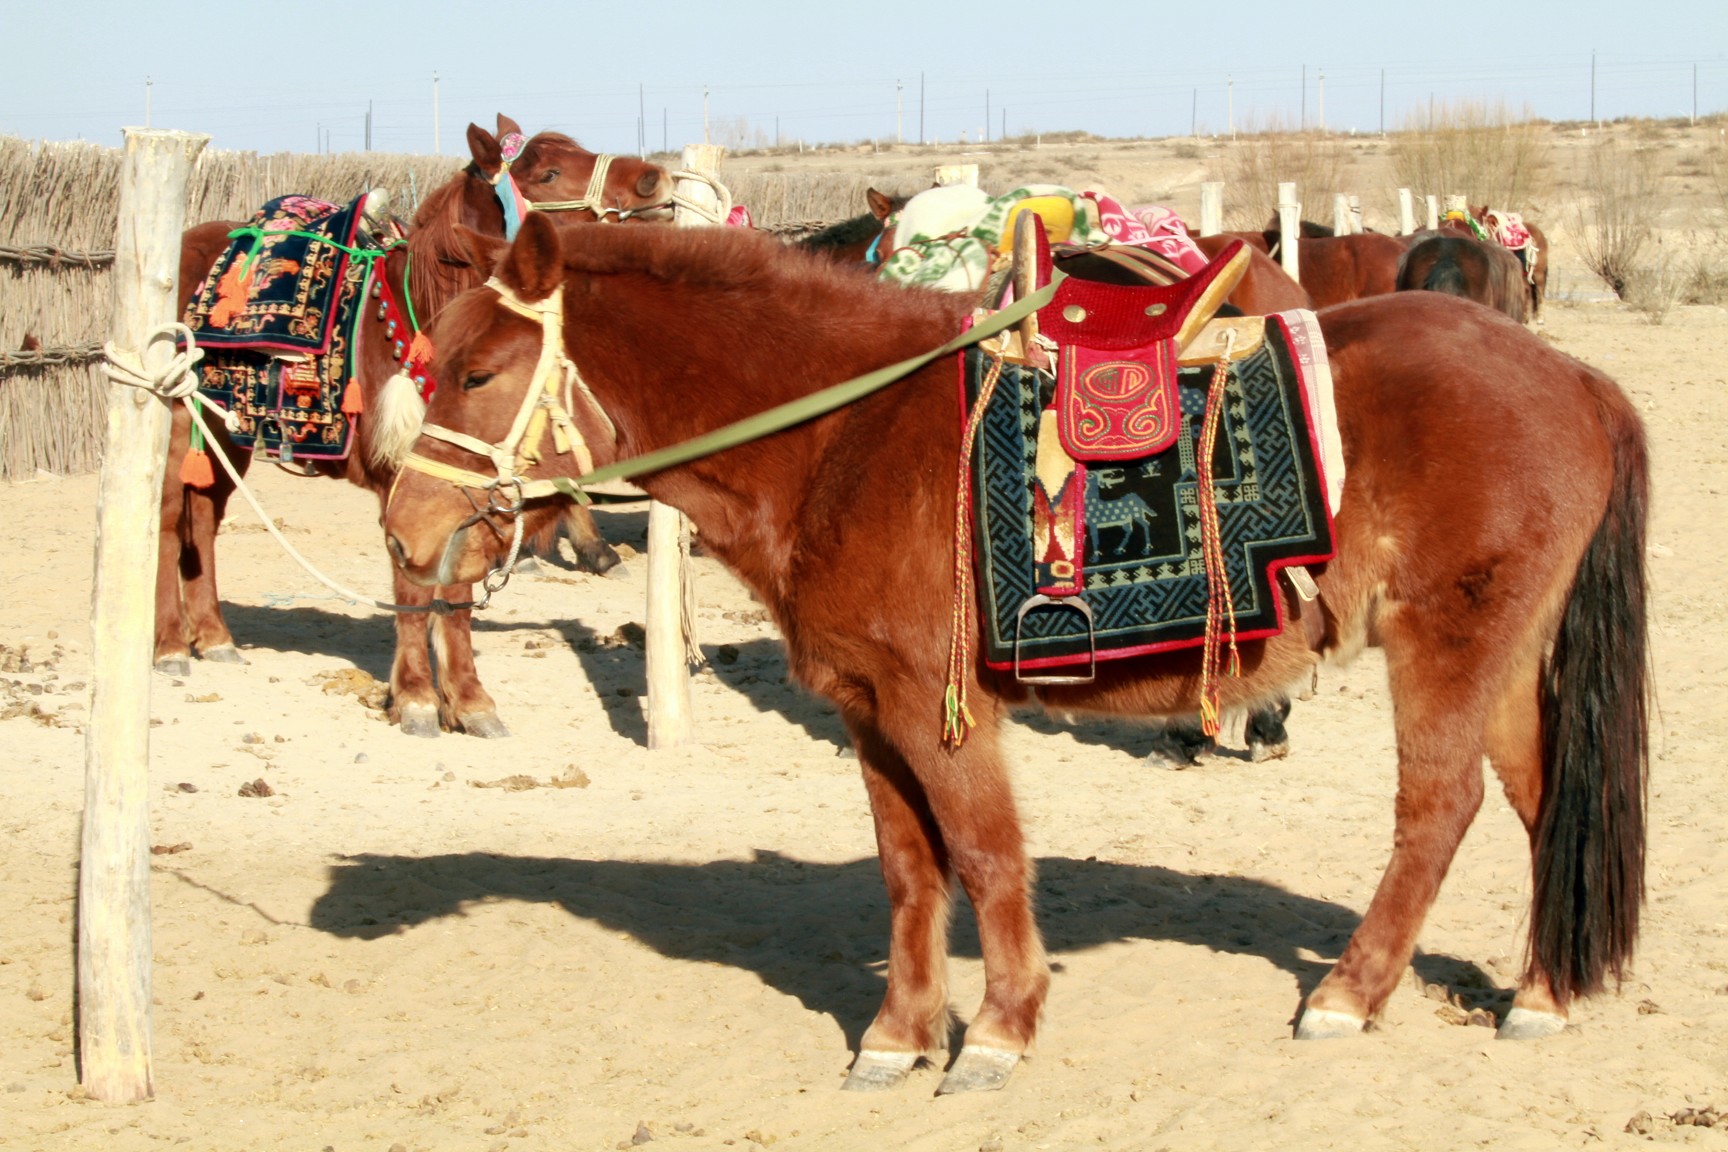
178 420 249 665
1246 696 1294 762
429 593 507 738
1143 714 1215 767
387 571 443 738
842 723 955 1091
562 505 622 576
1298 644 1489 1037
1480 648 1564 1036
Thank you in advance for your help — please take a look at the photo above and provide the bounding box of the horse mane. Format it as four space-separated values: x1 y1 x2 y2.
796 212 889 250
408 164 490 319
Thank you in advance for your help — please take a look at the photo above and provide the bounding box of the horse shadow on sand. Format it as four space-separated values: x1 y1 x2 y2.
307 849 1500 1050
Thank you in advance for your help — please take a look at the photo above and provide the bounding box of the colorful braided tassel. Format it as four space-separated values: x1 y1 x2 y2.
180 398 215 488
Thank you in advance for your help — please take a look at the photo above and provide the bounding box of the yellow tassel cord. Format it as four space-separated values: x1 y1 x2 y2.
944 352 1007 747
1196 352 1242 736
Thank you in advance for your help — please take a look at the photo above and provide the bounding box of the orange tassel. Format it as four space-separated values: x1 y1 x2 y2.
180 448 215 489
341 376 364 415
406 331 433 364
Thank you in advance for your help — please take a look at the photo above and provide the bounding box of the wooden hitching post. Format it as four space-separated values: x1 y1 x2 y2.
1332 193 1351 237
1425 194 1440 231
1277 181 1301 283
646 144 724 749
79 127 207 1103
1397 188 1416 235
934 164 980 188
1198 182 1224 237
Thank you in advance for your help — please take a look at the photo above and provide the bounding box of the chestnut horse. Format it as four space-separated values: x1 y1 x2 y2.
1229 223 1407 309
155 116 670 737
384 215 1648 1092
1446 207 1550 318
1396 231 1529 322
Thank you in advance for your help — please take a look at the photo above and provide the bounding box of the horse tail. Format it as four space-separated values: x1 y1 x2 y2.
1421 248 1469 297
1527 371 1650 1002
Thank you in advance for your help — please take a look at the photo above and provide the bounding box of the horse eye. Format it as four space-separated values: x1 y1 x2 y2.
538 168 560 184
463 371 495 391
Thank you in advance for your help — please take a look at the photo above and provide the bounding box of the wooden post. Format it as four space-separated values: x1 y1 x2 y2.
1397 188 1416 235
1348 194 1363 234
1332 193 1351 237
1198 181 1224 237
934 163 979 187
1277 181 1301 284
1424 194 1440 230
1445 193 1468 215
645 144 724 749
79 127 207 1103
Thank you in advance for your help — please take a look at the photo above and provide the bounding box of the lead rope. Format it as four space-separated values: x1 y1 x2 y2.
1196 329 1241 735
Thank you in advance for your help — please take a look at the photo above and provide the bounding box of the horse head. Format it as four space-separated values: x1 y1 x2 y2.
385 214 595 587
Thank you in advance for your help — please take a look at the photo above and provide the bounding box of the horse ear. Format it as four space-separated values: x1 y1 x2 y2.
500 212 563 301
497 113 524 140
866 187 894 221
467 123 501 176
454 225 507 277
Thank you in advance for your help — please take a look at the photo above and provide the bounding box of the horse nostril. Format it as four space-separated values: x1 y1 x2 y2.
386 534 409 568
636 170 661 198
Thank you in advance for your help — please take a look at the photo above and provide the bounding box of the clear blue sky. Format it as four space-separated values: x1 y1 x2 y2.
2 0 1722 155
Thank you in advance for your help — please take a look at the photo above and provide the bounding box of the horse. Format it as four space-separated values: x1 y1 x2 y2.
795 187 906 266
386 213 1648 1093
1396 231 1529 323
1443 206 1549 319
154 115 671 738
1228 222 1408 310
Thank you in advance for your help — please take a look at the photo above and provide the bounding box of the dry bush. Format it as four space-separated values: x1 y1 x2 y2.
1572 139 1657 299
1681 241 1728 305
1624 251 1685 324
719 170 887 229
1221 119 1347 230
1390 101 1551 209
1707 139 1728 218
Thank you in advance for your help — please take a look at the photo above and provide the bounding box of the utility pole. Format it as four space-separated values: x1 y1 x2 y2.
1318 69 1325 132
920 72 925 145
432 72 440 155
316 122 321 154
896 79 903 144
365 100 372 151
144 77 152 129
1228 74 1234 138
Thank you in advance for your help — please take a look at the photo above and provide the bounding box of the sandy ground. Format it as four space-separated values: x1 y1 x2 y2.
4 218 1728 1147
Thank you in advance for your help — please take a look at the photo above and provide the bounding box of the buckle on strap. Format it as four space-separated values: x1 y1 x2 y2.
1012 594 1097 685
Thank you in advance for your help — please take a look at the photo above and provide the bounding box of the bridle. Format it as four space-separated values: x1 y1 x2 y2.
491 132 733 239
392 277 615 590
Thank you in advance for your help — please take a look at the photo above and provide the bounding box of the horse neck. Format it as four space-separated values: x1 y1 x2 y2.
563 266 968 600
407 172 502 319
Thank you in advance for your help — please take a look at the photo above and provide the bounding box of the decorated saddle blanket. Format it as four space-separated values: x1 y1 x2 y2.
182 195 389 462
963 309 1337 673
879 185 1207 294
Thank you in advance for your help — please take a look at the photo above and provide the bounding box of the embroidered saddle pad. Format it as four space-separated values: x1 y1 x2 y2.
182 195 375 462
963 311 1336 673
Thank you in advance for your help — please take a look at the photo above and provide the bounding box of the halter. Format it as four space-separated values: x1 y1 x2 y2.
490 132 676 237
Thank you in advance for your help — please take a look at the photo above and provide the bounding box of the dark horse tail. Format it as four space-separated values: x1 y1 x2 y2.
1421 248 1469 296
1528 371 1650 1002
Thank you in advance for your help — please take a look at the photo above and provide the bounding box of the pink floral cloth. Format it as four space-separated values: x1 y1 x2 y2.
726 204 754 228
1112 199 1209 275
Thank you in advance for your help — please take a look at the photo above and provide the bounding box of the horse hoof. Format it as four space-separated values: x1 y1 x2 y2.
1249 738 1291 763
1496 1007 1567 1040
936 1046 1019 1094
459 712 510 739
201 645 247 665
154 656 192 678
576 542 622 577
398 704 442 739
1143 733 1208 769
841 1050 917 1092
1295 1008 1367 1039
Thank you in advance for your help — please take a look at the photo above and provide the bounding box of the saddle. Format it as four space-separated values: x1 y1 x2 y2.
181 193 414 466
958 212 1337 720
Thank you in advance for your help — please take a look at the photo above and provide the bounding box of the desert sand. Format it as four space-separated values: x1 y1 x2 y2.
3 133 1727 1150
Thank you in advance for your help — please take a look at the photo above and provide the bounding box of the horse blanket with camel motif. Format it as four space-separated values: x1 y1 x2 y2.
962 311 1337 673
182 195 373 461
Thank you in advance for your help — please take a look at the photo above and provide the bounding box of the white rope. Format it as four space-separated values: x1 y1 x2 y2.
668 170 734 226
102 322 204 400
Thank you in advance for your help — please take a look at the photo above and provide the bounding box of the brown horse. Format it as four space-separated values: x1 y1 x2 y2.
1446 207 1549 318
1396 231 1529 322
1193 233 1312 313
155 117 670 738
384 214 1648 1092
1231 223 1408 310
796 187 906 266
